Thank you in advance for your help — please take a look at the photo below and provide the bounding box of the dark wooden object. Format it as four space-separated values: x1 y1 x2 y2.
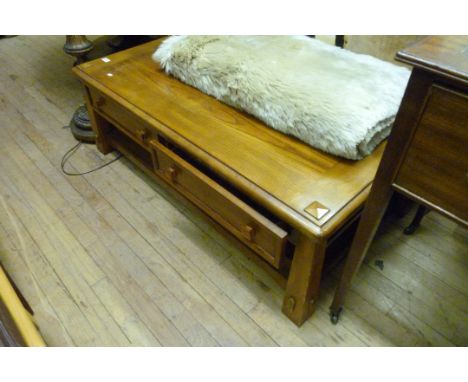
335 35 346 48
330 36 468 324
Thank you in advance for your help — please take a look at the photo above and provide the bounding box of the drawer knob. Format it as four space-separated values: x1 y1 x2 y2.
137 129 148 142
166 166 178 183
242 225 256 242
95 96 106 108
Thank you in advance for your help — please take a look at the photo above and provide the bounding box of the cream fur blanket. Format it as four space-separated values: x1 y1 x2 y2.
153 36 410 160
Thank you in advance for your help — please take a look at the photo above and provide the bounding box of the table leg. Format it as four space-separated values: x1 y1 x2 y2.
282 234 326 326
82 89 112 154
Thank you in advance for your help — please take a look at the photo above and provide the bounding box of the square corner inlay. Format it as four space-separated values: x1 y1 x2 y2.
304 201 330 220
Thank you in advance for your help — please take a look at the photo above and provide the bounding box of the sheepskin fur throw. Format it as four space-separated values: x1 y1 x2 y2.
153 36 410 160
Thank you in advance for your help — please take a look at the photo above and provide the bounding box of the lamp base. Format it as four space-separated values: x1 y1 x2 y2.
69 105 96 143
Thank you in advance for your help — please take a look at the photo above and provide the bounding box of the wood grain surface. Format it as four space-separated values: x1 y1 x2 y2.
74 38 385 237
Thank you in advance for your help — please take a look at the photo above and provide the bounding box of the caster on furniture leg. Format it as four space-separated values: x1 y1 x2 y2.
330 307 342 324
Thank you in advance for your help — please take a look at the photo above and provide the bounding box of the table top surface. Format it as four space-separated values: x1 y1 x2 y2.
74 39 385 236
396 36 468 83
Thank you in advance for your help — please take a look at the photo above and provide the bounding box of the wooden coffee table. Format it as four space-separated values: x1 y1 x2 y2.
73 38 384 326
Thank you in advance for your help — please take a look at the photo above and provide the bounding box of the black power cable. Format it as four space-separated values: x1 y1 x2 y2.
61 142 122 176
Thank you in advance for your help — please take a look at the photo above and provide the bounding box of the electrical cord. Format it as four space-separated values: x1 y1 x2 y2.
61 142 122 176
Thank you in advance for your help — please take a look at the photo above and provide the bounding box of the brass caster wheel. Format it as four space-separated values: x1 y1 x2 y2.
330 307 342 325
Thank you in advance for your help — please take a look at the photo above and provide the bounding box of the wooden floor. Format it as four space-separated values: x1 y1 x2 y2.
0 36 466 346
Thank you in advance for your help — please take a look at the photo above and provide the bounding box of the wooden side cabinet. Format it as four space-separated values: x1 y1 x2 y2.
330 36 468 323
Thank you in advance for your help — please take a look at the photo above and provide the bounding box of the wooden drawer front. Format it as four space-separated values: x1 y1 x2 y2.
395 85 468 222
150 141 288 268
88 87 153 146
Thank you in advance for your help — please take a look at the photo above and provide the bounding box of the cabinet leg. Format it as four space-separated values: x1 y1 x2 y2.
404 205 428 235
329 69 435 323
282 234 326 326
330 189 394 322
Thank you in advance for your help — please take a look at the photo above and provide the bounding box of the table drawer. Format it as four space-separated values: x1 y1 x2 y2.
150 141 288 268
88 87 154 147
395 85 468 222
